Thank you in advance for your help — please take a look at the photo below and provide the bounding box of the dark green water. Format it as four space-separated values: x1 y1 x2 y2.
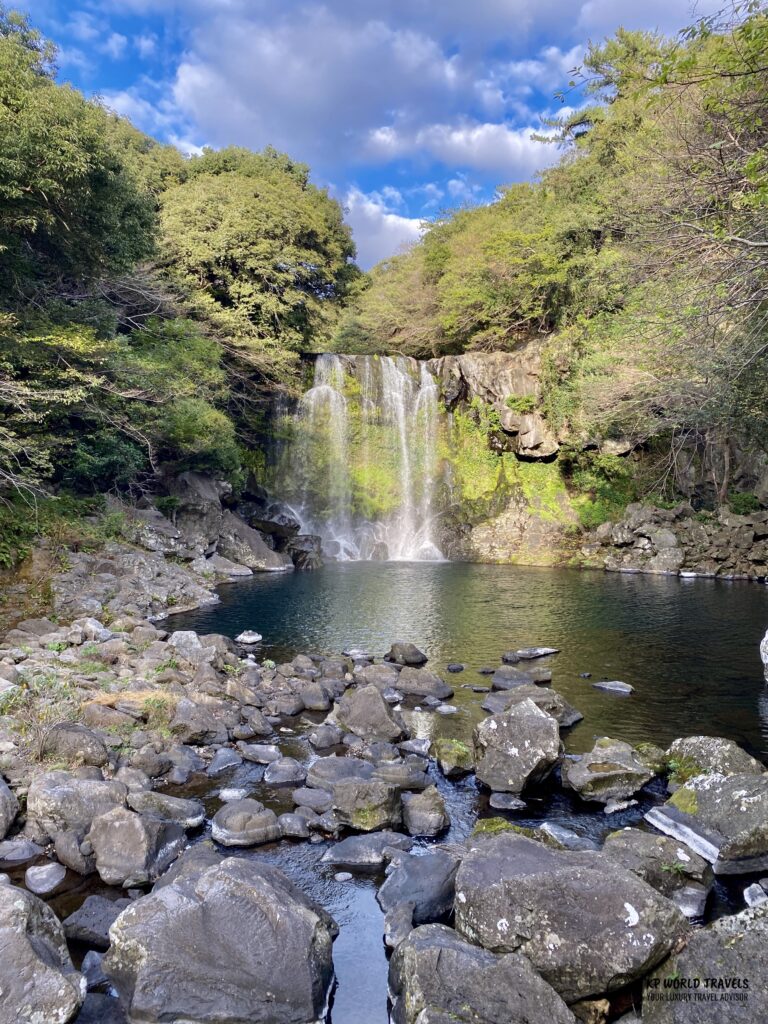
170 562 768 1024
174 561 768 759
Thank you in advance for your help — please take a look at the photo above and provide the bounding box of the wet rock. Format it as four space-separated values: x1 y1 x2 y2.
263 757 307 786
354 662 400 690
395 667 453 700
482 684 583 728
336 684 405 741
71 993 127 1024
384 900 415 950
211 799 281 847
88 808 186 887
0 777 19 840
378 848 460 924
539 823 597 851
126 791 205 829
235 629 263 644
206 747 243 775
562 738 654 805
399 738 431 758
321 831 413 870
454 832 688 1003
298 682 331 711
665 735 765 777
372 760 429 793
591 680 633 695
278 812 310 839
744 881 768 907
332 778 401 832
446 663 464 673
386 643 428 666
515 647 559 660
63 895 131 950
645 772 768 873
402 786 450 837
0 838 42 866
41 723 109 768
287 533 323 570
27 771 127 841
474 699 561 794
433 736 475 778
643 903 768 1023
104 858 336 1024
501 651 521 664
0 883 85 1023
292 787 333 813
24 860 67 895
238 741 281 763
389 923 576 1024
489 793 526 811
305 754 374 790
490 665 537 690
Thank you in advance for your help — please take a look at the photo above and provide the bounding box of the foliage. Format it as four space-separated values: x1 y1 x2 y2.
728 491 761 514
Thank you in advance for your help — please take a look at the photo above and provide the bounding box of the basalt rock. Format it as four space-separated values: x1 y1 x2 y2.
26 771 127 841
665 735 765 778
87 807 186 887
336 684 405 742
474 699 561 794
402 786 450 837
482 685 583 728
562 738 654 805
210 799 281 847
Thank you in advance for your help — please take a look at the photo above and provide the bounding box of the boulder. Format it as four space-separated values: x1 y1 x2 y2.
27 772 126 841
389 923 575 1024
562 738 654 805
473 699 561 793
386 643 428 666
292 787 333 814
336 684 404 741
0 881 85 1023
645 772 768 873
353 662 401 689
602 827 712 918
482 685 583 727
263 757 307 786
170 698 230 745
63 895 131 950
321 831 413 870
643 903 768 1023
665 735 765 778
433 736 475 777
309 723 343 749
25 861 67 895
490 665 537 690
305 755 374 790
211 799 281 847
126 791 205 829
378 848 460 924
287 534 323 570
167 471 227 554
402 786 450 837
396 666 453 700
41 723 109 768
217 510 293 572
454 832 688 1003
592 680 633 695
104 858 336 1024
88 808 186 887
332 778 401 832
0 778 18 840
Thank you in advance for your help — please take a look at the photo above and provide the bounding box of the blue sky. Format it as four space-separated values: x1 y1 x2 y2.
23 0 719 267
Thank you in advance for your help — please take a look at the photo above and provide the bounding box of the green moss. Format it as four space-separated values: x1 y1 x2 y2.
472 816 515 836
666 755 704 784
668 784 699 816
433 737 474 770
504 394 537 415
511 459 573 525
636 742 667 774
351 806 387 831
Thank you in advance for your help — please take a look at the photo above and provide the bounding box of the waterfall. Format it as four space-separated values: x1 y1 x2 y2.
280 353 445 561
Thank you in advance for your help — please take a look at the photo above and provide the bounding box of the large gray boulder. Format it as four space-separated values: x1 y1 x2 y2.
602 827 712 919
104 858 336 1024
402 786 450 837
305 755 374 790
562 738 654 805
126 791 205 829
332 778 401 832
482 685 583 727
62 895 131 949
41 723 109 767
389 923 575 1024
167 471 227 554
218 510 293 572
88 808 186 887
454 832 688 1003
643 903 768 1023
473 699 560 793
665 735 765 777
26 771 126 841
0 881 85 1023
378 848 459 924
0 778 18 840
395 667 453 700
386 643 428 666
645 772 768 873
211 799 281 847
335 684 405 741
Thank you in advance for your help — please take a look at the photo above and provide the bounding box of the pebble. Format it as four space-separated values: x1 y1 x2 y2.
334 872 353 882
219 787 250 802
436 704 458 715
446 663 464 673
25 861 67 895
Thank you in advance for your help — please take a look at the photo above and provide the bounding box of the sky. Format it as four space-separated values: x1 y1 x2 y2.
22 0 720 268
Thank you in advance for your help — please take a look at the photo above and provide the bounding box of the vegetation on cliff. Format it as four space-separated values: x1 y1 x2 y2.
337 3 768 503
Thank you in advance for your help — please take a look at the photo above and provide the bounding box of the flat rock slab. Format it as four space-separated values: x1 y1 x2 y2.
563 738 653 805
321 831 413 870
645 772 768 874
592 680 634 695
482 685 582 728
515 647 559 660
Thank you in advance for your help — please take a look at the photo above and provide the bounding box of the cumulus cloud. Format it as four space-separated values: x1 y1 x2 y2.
343 188 423 269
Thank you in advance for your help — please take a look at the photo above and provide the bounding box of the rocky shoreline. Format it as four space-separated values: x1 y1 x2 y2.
0 542 767 1023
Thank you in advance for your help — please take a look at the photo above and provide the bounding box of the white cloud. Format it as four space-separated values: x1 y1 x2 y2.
343 188 423 269
134 33 158 59
102 32 128 59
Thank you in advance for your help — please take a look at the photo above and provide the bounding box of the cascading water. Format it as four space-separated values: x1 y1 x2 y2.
279 353 445 561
